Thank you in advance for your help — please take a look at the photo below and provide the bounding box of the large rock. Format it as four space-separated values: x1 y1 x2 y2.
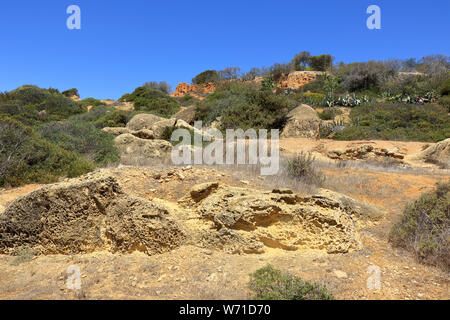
278 71 325 89
178 182 379 254
172 82 215 100
171 106 197 124
102 127 130 136
114 134 173 164
0 175 184 255
151 118 177 138
126 113 165 131
327 144 404 161
281 104 320 138
103 127 155 140
413 138 450 168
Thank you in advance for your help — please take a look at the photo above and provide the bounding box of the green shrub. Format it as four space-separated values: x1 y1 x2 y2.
0 116 93 187
248 265 334 300
177 94 197 106
196 81 291 131
335 102 449 142
120 86 179 117
303 92 326 106
438 95 450 112
79 97 107 108
260 77 275 91
440 78 450 96
285 152 325 187
338 61 396 93
62 88 79 98
318 108 342 120
309 54 333 72
0 86 86 125
93 110 128 128
70 105 113 123
39 120 120 166
143 81 171 94
192 70 219 85
389 182 450 271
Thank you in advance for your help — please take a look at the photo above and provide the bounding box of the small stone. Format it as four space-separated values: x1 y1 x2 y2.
333 270 348 279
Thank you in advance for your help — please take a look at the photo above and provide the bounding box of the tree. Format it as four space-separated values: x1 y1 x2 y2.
192 70 219 85
309 55 333 72
417 54 450 75
242 68 262 81
143 81 172 94
218 67 242 81
291 51 311 71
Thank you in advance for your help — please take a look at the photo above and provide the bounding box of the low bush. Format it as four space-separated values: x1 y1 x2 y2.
195 81 292 131
318 108 342 120
192 70 219 85
248 265 334 300
389 182 450 271
440 78 450 96
143 81 172 94
62 88 79 98
0 116 93 187
39 120 120 166
438 95 450 112
0 85 86 126
78 97 107 108
120 86 179 117
334 102 449 142
285 152 325 187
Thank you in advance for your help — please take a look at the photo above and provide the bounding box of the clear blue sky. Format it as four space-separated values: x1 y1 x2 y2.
1 0 449 99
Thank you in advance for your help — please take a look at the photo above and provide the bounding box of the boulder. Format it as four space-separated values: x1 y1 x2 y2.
114 134 173 164
281 104 320 138
327 145 404 161
414 138 450 168
102 127 130 136
178 182 380 254
126 113 165 131
151 118 177 138
171 106 197 124
0 174 184 255
103 127 155 140
131 129 155 140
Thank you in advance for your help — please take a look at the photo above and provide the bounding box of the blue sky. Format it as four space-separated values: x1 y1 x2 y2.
1 0 449 99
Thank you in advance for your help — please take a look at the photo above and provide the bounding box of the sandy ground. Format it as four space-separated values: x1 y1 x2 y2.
0 138 449 300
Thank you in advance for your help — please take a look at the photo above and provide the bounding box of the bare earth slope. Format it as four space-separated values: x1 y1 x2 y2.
0 138 448 300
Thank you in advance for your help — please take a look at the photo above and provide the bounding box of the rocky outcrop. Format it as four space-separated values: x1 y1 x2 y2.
151 118 177 137
171 106 197 124
281 104 320 138
278 71 325 89
102 127 131 136
103 127 155 139
412 138 450 168
114 134 173 164
0 175 184 255
327 145 404 161
178 182 377 254
172 82 216 100
126 113 165 131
